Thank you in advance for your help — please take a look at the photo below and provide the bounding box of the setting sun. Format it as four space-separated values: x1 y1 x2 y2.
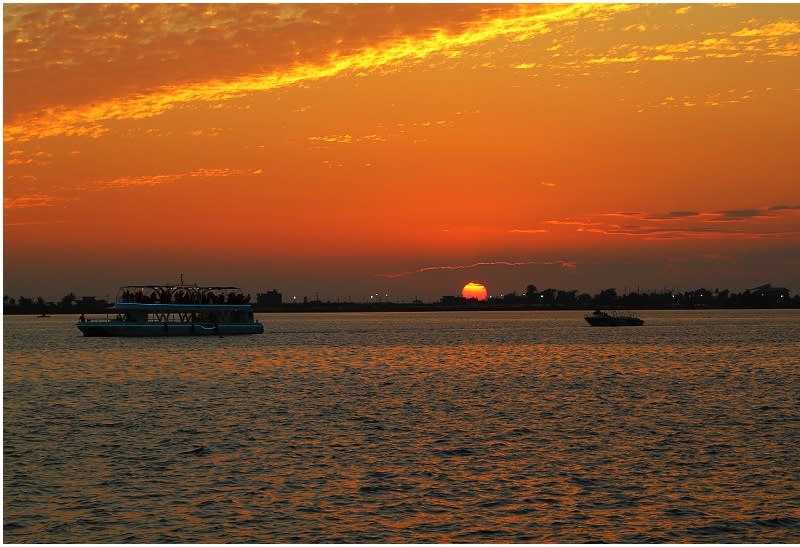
462 282 488 301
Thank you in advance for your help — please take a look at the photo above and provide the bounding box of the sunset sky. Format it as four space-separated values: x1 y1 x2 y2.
4 3 800 302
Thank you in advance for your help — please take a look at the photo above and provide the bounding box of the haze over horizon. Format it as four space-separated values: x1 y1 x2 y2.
4 4 800 303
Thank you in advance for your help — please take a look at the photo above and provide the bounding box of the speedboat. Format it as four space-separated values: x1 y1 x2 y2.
77 284 264 336
584 309 644 327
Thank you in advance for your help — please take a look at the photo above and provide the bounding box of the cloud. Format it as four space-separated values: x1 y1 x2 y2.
509 228 549 234
654 211 702 219
93 167 255 189
636 88 770 112
769 204 800 212
581 226 775 240
544 205 800 241
188 127 228 137
4 3 634 142
4 219 72 228
309 134 354 144
623 23 648 32
4 149 53 166
544 219 605 227
307 133 388 145
587 56 640 65
585 17 800 71
4 194 60 209
709 208 774 221
378 259 577 279
732 20 800 38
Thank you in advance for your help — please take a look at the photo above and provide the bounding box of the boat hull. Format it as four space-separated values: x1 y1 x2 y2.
77 321 264 336
585 316 644 326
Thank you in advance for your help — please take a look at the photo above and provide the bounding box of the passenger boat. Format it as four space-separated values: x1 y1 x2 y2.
584 309 644 327
77 284 264 336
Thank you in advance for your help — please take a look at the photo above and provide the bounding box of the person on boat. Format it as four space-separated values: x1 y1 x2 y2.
79 313 85 322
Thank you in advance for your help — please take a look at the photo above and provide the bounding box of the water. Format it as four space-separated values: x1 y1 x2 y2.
4 310 800 542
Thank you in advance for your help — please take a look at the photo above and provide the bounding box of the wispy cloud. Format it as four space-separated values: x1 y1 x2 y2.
4 193 61 209
4 149 53 166
378 259 576 279
731 20 800 38
650 210 702 220
709 208 774 221
544 205 800 240
769 204 800 212
579 226 795 240
4 167 262 220
509 228 550 234
585 19 800 70
188 127 228 138
4 219 71 227
93 167 259 189
308 133 387 145
636 88 772 112
4 4 633 143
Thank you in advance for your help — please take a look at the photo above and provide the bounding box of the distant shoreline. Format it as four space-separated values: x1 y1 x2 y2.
7 284 796 315
5 303 799 315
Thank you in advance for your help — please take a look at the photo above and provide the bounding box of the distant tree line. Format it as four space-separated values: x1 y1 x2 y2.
483 283 798 309
4 283 799 314
4 293 110 315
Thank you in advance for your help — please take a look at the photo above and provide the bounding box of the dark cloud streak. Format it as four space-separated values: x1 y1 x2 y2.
544 204 800 240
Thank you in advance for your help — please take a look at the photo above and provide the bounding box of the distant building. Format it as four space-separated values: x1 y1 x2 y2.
440 295 467 305
257 290 282 306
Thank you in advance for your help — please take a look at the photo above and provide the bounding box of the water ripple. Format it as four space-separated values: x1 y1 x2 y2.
4 310 800 542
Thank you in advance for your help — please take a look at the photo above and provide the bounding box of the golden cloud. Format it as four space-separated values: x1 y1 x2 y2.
94 167 255 189
732 20 800 37
4 4 633 143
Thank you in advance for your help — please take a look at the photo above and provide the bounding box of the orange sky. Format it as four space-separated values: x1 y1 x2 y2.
4 3 800 301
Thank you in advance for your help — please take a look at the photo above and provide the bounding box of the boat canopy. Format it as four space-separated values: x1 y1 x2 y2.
116 284 251 305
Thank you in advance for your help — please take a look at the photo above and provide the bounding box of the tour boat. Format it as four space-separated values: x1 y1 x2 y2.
584 309 644 327
77 284 264 336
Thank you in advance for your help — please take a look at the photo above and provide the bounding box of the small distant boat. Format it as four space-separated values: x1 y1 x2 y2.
585 309 644 327
38 313 50 318
77 284 264 337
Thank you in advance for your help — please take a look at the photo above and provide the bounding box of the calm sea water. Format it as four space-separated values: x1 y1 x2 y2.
4 310 800 542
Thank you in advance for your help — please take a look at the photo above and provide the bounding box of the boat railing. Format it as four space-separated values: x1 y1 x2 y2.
116 286 252 305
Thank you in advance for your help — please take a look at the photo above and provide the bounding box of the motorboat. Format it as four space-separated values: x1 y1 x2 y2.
77 284 264 336
585 309 644 327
